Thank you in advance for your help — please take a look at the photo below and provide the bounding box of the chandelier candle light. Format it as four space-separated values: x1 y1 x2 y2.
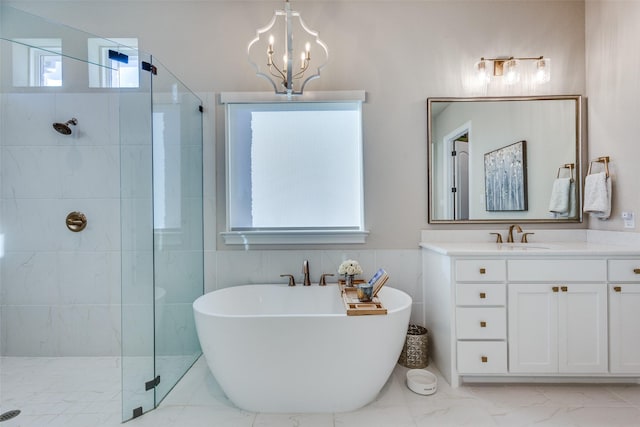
248 0 328 96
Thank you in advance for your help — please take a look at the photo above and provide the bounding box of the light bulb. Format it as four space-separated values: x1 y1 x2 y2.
535 57 551 83
504 59 520 85
475 59 490 84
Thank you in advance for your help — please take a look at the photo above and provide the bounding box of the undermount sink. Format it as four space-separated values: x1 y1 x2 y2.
498 243 550 250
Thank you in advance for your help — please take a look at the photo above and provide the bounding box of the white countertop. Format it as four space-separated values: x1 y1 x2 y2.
420 229 640 256
419 241 640 256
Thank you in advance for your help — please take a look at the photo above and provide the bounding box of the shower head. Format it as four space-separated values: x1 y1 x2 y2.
52 118 78 135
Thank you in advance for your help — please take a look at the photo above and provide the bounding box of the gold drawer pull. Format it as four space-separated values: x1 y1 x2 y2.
480 321 487 328
479 292 486 299
561 286 568 292
614 286 622 292
479 268 486 274
481 356 488 363
634 268 640 274
552 286 559 292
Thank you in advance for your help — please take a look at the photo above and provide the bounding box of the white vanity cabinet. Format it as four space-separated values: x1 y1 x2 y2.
507 259 608 374
608 259 640 373
454 260 507 375
422 242 640 387
508 282 608 374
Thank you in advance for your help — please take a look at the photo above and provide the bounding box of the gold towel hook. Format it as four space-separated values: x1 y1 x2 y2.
587 156 610 178
556 163 575 182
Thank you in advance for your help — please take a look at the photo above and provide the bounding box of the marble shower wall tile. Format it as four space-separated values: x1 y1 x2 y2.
1 92 122 357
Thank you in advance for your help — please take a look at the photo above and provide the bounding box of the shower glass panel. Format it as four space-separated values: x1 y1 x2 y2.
150 57 203 405
120 46 156 421
1 4 204 424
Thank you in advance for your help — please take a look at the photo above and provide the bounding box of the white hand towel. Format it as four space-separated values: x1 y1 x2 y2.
548 178 571 214
583 172 611 220
568 180 577 218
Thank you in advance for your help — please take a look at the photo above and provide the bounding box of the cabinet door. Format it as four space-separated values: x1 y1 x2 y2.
508 284 558 373
609 284 640 373
558 283 608 373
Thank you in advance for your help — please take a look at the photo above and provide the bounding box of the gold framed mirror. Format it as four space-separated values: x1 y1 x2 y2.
428 95 583 224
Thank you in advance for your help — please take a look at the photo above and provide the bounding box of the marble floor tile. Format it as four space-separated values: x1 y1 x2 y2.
2 356 640 426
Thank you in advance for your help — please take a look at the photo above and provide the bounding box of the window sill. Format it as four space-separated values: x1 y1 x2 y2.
221 230 369 246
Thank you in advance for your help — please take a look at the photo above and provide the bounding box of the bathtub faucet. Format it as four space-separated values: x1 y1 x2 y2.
303 260 311 286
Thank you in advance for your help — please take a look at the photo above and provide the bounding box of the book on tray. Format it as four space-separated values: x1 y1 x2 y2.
367 268 389 297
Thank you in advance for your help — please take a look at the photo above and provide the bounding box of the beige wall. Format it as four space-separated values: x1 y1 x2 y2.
9 0 587 249
585 0 640 232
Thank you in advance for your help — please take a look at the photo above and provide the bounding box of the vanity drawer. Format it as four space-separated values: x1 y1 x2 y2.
456 283 506 306
456 307 506 339
457 341 507 374
608 260 640 282
507 259 606 282
455 260 506 282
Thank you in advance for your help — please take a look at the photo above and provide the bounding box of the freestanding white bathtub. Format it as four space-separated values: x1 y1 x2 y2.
193 283 412 413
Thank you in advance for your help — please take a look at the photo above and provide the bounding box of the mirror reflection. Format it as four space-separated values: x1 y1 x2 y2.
428 96 582 223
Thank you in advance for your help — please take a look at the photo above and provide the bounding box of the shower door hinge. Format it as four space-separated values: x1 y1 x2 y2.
451 187 457 193
199 105 204 113
145 375 161 391
451 150 457 156
141 61 158 75
132 407 143 419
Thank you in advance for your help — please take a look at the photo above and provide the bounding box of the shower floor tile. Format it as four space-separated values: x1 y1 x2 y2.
0 356 121 426
3 356 640 426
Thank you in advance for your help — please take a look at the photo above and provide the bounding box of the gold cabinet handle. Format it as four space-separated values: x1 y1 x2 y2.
479 292 486 299
614 286 622 292
634 268 640 274
479 268 486 274
561 286 568 292
480 321 487 328
552 286 559 292
481 356 488 363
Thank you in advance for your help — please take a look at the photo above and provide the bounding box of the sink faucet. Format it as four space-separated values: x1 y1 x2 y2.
302 260 311 286
507 224 523 243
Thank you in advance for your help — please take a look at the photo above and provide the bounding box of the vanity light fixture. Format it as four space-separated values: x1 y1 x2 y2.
247 0 328 96
475 56 551 85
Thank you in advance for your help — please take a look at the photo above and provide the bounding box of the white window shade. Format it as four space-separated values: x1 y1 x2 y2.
223 93 367 245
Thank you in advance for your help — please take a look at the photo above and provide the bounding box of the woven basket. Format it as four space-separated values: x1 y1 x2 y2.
398 324 429 368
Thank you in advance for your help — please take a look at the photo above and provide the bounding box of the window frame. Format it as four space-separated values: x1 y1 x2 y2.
11 38 62 87
87 37 139 88
220 91 368 245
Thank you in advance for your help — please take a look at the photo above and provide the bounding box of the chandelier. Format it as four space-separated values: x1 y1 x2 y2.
248 0 328 96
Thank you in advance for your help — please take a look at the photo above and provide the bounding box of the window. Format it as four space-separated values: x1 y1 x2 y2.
12 38 62 87
88 38 139 88
222 92 367 245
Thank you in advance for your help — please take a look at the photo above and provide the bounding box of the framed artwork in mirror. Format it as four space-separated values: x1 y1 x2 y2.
484 140 528 211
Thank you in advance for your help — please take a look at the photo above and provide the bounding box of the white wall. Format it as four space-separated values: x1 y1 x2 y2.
8 0 587 249
585 0 640 231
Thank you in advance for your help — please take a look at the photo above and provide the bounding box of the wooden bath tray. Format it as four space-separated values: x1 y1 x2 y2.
340 285 387 316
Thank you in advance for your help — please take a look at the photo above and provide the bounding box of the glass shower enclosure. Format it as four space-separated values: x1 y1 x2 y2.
0 4 203 422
